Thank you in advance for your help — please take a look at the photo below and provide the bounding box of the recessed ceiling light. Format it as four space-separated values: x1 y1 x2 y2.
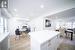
40 4 44 8
4 1 7 4
14 9 17 12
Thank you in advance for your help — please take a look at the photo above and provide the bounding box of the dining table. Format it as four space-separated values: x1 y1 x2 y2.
65 29 73 40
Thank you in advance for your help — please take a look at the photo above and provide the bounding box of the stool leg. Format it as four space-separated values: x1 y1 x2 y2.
15 35 20 40
71 33 73 40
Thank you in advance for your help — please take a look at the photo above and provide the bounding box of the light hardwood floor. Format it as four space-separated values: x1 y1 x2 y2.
10 33 75 50
10 33 30 50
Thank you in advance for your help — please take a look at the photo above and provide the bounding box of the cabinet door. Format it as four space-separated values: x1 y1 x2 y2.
31 37 40 50
41 41 48 50
41 35 60 50
41 40 52 50
48 35 60 50
0 36 8 50
47 40 54 50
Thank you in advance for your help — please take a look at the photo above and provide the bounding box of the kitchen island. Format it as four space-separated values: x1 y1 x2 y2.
0 32 9 50
29 30 62 50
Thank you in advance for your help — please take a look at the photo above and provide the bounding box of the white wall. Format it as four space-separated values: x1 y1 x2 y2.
28 16 59 32
8 17 29 35
8 16 75 36
29 17 44 32
28 16 58 32
8 16 56 35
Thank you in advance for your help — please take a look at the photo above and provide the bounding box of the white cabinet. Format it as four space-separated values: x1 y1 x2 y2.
0 32 9 50
29 30 62 50
0 36 9 50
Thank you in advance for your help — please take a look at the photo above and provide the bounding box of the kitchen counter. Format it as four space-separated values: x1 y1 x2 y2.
0 32 9 50
29 30 61 50
29 30 60 44
0 32 9 42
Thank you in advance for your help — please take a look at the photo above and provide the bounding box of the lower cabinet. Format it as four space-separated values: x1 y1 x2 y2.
0 36 9 50
31 34 61 50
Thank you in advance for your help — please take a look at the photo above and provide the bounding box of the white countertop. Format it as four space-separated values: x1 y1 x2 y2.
0 32 9 42
29 30 60 44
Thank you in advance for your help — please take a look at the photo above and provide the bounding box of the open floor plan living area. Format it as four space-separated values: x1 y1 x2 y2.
0 0 75 50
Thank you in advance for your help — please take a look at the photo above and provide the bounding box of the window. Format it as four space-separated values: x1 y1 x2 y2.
73 22 75 28
65 22 72 28
0 0 8 8
56 22 60 29
0 17 4 33
4 18 8 32
0 17 8 34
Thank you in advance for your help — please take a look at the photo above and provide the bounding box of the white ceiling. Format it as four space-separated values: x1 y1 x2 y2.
8 0 75 20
